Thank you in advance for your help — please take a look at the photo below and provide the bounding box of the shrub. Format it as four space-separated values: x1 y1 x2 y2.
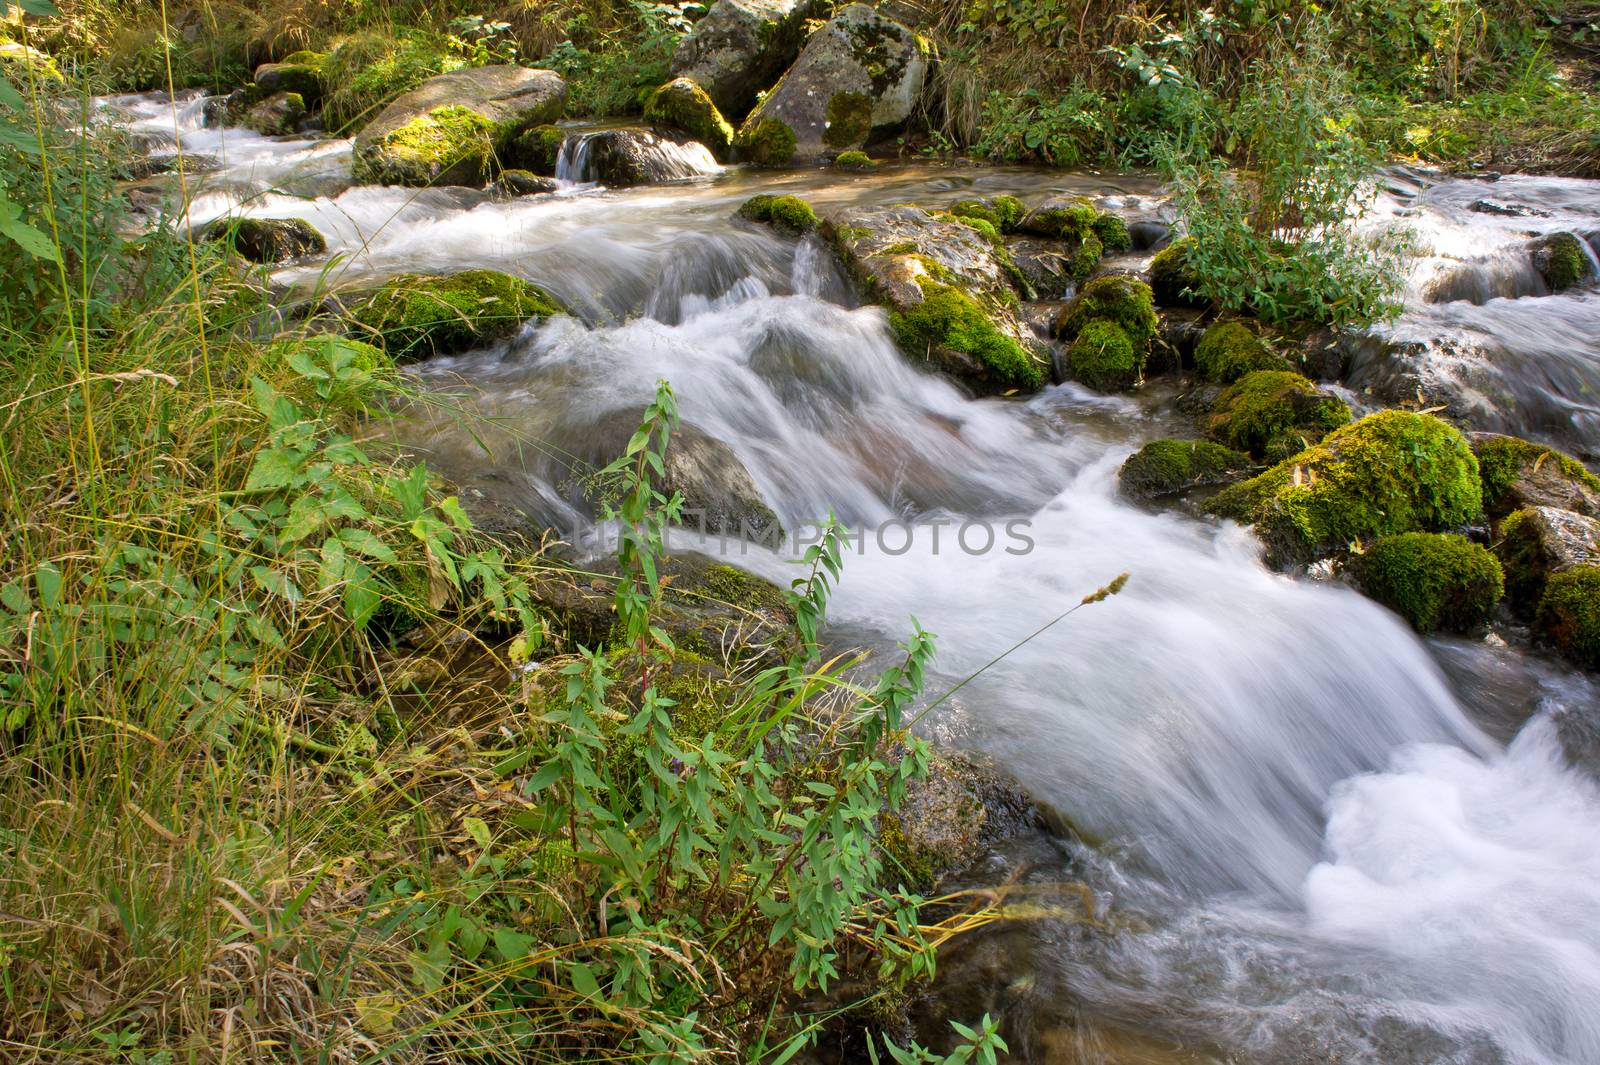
1209 410 1483 566
1119 438 1250 500
320 31 463 134
1347 532 1503 632
1194 320 1287 383
1537 566 1600 669
1056 274 1158 348
1069 318 1140 390
1207 369 1350 458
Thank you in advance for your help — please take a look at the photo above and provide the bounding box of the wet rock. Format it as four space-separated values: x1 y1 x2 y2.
733 4 931 167
1148 235 1204 308
352 66 566 187
488 170 560 198
821 203 1044 392
116 153 221 180
505 123 565 176
1346 532 1504 634
1154 307 1206 373
570 127 720 186
199 215 327 263
1207 370 1352 461
346 270 567 361
242 91 306 136
1119 439 1252 503
253 51 325 103
1005 236 1077 298
1528 231 1596 292
1470 198 1546 217
881 752 1043 893
671 0 823 120
643 76 735 158
1473 433 1600 518
1496 505 1600 616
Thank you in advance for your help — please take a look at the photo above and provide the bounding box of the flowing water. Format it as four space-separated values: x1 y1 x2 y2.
100 92 1600 1064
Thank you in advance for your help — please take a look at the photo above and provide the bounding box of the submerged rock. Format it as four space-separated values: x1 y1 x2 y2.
1346 532 1503 633
1528 232 1596 292
734 4 931 167
643 76 735 159
347 270 566 361
670 0 823 120
821 203 1043 392
242 91 306 136
352 66 566 187
1209 410 1483 568
200 215 326 263
1119 439 1252 503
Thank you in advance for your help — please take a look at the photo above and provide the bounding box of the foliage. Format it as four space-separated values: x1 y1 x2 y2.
540 1 689 117
1346 532 1503 632
320 29 466 134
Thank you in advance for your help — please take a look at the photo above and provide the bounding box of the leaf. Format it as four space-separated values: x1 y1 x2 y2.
18 0 63 15
0 191 59 263
491 927 534 962
462 815 491 849
0 75 23 113
569 962 602 1000
244 448 299 491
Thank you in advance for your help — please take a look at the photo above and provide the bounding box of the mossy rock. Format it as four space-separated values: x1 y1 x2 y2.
348 269 566 361
1208 410 1483 567
1093 213 1132 254
1529 232 1595 293
200 215 326 263
735 193 818 235
1207 370 1351 460
890 279 1043 392
490 169 560 198
1119 439 1251 502
254 54 325 103
0 42 62 83
643 76 735 159
1537 565 1600 670
1474 434 1600 518
1149 236 1204 307
1346 532 1503 633
833 149 876 171
1056 274 1158 350
1194 320 1288 383
733 116 797 167
356 104 501 186
508 124 566 176
823 90 873 148
1068 319 1140 391
1495 505 1600 616
1018 196 1097 240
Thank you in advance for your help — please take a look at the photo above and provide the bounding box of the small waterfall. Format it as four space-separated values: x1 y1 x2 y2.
554 128 721 186
554 132 592 184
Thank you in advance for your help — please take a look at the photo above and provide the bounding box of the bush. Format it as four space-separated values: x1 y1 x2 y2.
1194 320 1287 383
1347 532 1503 632
1538 566 1600 669
1056 274 1158 348
1207 369 1350 459
1069 319 1139 390
1209 410 1483 566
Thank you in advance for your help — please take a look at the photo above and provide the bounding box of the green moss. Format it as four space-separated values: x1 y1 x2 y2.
700 564 791 615
735 116 797 167
358 104 501 187
1119 439 1251 500
1024 197 1096 239
736 194 818 235
1208 410 1483 567
948 198 1027 232
256 59 324 101
1093 213 1132 254
1475 435 1600 516
1149 236 1204 307
1537 565 1600 669
509 124 566 176
1068 233 1104 282
992 195 1026 232
833 149 876 171
1194 320 1288 383
1496 507 1550 614
643 78 735 158
1207 370 1351 459
889 280 1043 391
954 214 1001 244
1540 232 1592 292
1068 319 1139 391
349 269 566 361
1057 274 1158 349
878 812 936 892
824 90 874 148
1347 532 1503 633
201 216 327 264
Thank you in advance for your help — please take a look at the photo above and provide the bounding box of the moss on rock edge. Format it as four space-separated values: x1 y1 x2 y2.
1346 532 1503 633
349 270 566 361
643 78 735 158
1537 565 1600 670
1069 319 1140 391
1056 275 1159 349
735 194 817 235
734 116 797 167
1207 370 1351 460
1195 320 1288 383
889 280 1043 392
1149 236 1204 307
1119 439 1251 501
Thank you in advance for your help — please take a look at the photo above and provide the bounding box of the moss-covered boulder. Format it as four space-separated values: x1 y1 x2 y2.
1208 410 1483 567
506 124 566 176
733 4 930 167
833 149 876 171
1010 196 1114 284
348 270 566 361
1496 505 1600 616
1149 236 1204 307
253 52 325 103
1537 565 1600 670
1346 532 1503 633
1194 320 1288 383
1067 320 1140 391
1207 370 1352 460
1055 274 1158 349
352 66 566 187
643 76 735 159
1093 212 1132 254
1474 434 1600 518
1529 232 1596 293
735 193 818 235
669 0 824 120
242 91 306 136
1119 439 1251 502
821 204 1043 392
949 196 1026 234
200 215 327 263
489 170 560 198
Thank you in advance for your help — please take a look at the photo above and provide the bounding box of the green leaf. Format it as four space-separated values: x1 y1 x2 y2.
0 191 59 263
244 448 299 491
18 0 63 15
569 962 601 1000
0 75 24 113
0 122 41 156
34 562 62 610
491 927 534 962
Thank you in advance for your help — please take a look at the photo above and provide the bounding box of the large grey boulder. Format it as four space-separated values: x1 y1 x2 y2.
670 0 821 120
352 66 566 188
733 4 932 167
